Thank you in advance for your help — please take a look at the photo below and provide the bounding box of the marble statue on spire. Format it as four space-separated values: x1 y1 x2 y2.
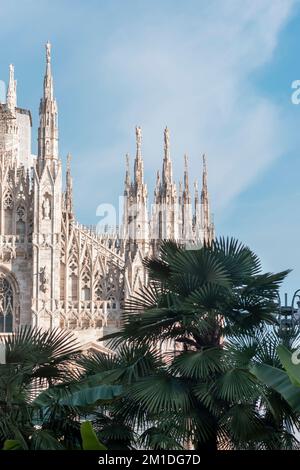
46 41 51 63
164 126 170 151
135 126 142 148
6 64 17 113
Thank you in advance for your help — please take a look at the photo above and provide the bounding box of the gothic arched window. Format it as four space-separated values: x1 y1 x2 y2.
69 273 78 301
0 276 13 333
95 275 105 301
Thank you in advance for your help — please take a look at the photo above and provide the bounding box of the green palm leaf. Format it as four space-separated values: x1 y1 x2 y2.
214 368 259 402
172 348 224 379
129 375 191 414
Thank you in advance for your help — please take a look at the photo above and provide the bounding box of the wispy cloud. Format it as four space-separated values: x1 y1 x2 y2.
85 0 295 216
0 0 297 224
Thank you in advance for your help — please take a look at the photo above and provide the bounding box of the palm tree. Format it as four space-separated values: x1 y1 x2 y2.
99 237 298 449
0 327 122 449
0 327 81 449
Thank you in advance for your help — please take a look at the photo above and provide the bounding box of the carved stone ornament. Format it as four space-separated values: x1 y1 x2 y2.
39 266 49 293
42 195 51 220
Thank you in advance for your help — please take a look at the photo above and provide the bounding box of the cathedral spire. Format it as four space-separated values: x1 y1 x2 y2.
134 126 144 187
124 127 148 244
154 127 179 240
38 41 59 163
201 154 208 207
44 41 54 101
182 154 192 241
6 64 17 113
162 126 173 187
201 154 214 244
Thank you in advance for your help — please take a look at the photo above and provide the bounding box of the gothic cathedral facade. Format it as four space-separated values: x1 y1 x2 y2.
0 44 214 347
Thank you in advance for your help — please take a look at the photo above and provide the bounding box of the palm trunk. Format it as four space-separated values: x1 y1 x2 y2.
194 415 218 452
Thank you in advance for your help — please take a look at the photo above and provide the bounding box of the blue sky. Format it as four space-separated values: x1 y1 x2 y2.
1 0 300 300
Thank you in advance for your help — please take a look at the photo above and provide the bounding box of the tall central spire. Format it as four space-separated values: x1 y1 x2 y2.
38 41 59 164
134 126 144 187
44 41 54 101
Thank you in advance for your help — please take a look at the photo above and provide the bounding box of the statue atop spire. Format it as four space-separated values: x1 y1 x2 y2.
43 41 54 102
6 64 17 113
135 126 142 159
46 41 51 64
162 126 173 188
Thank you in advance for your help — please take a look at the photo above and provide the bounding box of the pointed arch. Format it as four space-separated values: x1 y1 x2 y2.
0 266 20 332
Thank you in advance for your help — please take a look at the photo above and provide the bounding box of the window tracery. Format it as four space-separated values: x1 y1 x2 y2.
3 192 13 210
0 275 13 333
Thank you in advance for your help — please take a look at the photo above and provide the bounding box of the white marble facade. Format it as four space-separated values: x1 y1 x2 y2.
0 44 214 347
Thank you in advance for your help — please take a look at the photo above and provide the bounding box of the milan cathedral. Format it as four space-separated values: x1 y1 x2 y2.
0 44 214 348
